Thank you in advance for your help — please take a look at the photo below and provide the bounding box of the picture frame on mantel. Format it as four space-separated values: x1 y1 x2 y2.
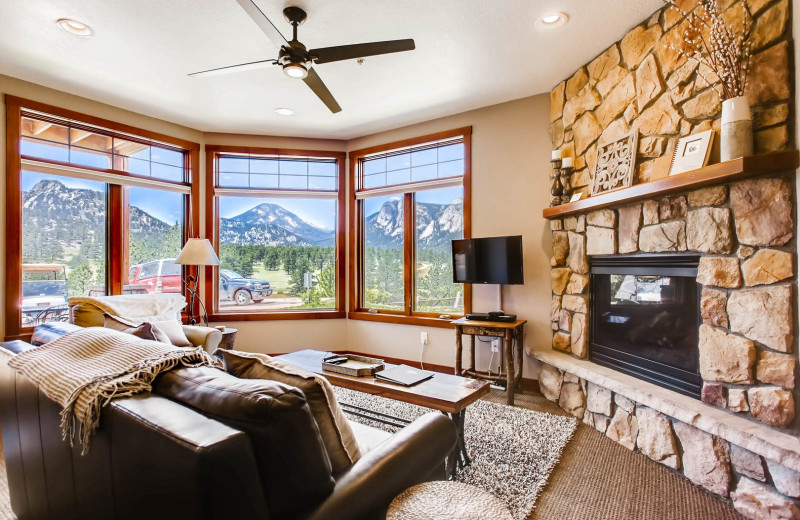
669 130 714 176
590 131 638 196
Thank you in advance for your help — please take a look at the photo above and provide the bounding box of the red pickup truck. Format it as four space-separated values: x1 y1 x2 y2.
128 258 183 294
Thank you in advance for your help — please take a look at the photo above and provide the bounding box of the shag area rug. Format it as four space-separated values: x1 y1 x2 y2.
333 387 578 520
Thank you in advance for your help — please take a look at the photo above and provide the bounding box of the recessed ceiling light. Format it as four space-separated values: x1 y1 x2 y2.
275 107 295 116
56 18 94 38
536 12 569 29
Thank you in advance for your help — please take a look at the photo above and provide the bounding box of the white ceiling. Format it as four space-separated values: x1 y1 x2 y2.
0 0 663 139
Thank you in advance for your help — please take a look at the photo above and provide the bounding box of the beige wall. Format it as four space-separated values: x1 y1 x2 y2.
1 74 553 376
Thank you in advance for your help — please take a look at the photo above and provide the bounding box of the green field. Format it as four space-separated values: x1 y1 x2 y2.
251 266 292 292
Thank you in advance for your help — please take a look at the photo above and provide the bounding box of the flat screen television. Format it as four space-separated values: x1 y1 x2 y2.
451 235 524 285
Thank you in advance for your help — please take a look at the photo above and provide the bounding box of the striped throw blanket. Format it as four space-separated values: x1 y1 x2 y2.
8 327 221 453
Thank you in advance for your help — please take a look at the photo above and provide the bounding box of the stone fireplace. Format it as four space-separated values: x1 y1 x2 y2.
590 254 702 399
536 177 799 517
534 1 799 517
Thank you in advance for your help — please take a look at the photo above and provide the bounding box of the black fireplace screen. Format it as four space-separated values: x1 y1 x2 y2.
590 254 702 399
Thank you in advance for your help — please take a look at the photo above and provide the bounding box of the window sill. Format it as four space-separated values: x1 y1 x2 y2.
208 310 346 322
348 311 457 329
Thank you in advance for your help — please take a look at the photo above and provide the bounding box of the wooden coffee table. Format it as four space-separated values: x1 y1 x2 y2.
278 349 490 478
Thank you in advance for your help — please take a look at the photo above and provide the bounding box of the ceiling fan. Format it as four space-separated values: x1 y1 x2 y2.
189 0 416 113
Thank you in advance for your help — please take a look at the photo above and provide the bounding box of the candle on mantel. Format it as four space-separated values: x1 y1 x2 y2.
562 157 573 168
551 150 562 160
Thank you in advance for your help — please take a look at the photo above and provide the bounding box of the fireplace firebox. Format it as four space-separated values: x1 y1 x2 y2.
590 254 702 399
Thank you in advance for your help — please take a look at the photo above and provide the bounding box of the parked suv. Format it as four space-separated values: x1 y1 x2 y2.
219 269 272 305
128 258 183 294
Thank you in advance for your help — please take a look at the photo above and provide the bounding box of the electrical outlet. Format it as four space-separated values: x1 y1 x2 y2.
420 332 428 345
491 338 499 352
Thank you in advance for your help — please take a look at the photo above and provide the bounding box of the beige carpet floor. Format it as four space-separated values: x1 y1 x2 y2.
0 391 745 520
483 390 744 520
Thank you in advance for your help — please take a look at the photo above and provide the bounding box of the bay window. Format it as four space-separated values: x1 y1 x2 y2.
205 145 345 320
349 127 472 327
5 96 199 338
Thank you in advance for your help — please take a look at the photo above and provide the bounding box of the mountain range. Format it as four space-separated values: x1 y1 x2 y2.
22 180 463 250
23 179 171 247
365 197 463 248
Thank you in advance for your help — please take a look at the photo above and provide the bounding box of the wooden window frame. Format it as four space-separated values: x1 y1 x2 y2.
204 144 346 321
4 95 201 340
348 127 472 329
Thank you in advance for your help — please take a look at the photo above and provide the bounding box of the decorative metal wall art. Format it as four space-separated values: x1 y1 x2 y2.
591 132 638 196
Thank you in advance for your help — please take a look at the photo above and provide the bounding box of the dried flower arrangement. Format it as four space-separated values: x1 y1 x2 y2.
663 0 753 100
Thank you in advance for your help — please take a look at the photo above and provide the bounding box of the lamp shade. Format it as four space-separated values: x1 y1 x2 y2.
175 238 221 266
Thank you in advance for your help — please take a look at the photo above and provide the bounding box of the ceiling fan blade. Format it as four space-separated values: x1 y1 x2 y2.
303 68 342 113
235 0 288 49
188 59 277 77
310 39 415 65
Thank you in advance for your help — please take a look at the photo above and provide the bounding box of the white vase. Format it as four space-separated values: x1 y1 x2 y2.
720 96 753 161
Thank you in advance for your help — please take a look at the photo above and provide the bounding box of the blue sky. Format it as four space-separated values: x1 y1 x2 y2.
219 197 336 230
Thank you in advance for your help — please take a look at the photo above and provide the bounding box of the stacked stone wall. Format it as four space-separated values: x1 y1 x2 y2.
549 0 792 191
543 1 799 517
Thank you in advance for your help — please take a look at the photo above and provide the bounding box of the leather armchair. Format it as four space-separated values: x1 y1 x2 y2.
182 324 222 352
0 341 457 520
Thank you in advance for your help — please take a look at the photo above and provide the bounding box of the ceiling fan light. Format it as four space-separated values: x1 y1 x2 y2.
283 63 308 79
56 18 94 37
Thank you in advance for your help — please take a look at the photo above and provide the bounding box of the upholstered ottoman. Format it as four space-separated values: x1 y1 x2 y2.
387 481 512 520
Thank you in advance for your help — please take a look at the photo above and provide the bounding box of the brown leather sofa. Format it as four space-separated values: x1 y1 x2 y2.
0 340 457 520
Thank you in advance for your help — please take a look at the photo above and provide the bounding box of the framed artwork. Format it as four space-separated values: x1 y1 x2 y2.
669 130 714 176
591 132 638 196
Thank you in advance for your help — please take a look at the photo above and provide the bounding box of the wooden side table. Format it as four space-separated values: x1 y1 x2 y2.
452 318 526 405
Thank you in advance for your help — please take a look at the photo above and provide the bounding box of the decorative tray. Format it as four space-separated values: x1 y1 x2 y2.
322 354 385 377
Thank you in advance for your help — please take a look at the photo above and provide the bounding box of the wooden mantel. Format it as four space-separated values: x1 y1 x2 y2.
543 150 799 219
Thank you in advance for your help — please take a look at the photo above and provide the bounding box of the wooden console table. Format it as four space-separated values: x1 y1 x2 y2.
452 318 526 405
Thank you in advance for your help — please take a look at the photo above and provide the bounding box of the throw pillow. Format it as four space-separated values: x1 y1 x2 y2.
222 350 362 475
125 321 171 343
103 313 136 332
148 319 192 347
31 322 83 346
103 313 188 346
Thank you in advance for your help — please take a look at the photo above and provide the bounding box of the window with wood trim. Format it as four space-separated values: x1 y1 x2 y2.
5 96 199 339
205 145 346 320
349 127 471 326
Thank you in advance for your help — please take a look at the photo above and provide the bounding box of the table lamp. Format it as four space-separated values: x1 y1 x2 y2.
175 238 220 326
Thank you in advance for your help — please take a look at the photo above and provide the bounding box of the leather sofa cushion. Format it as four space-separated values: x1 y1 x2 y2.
31 322 82 345
222 350 362 476
153 366 335 520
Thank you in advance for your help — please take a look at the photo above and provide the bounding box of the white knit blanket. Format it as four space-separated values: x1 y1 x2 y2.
68 294 186 324
8 327 220 453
